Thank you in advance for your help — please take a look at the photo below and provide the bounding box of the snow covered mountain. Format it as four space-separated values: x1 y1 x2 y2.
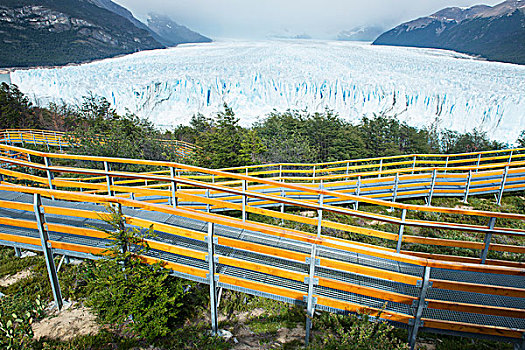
11 40 525 142
374 0 525 65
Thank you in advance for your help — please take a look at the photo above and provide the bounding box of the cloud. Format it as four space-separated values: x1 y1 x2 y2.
113 0 504 39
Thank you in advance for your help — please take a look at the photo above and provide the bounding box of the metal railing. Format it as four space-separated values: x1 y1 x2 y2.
0 144 523 348
0 129 200 159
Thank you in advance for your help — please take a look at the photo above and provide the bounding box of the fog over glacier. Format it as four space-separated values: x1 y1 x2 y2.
11 40 525 142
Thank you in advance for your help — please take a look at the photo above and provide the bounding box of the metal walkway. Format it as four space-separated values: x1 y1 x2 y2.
0 143 524 349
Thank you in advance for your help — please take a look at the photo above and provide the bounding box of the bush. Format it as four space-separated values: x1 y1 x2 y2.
85 207 197 341
0 294 46 350
309 312 409 350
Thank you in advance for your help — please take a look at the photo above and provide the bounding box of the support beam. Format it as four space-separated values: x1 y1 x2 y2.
378 159 383 178
44 156 55 191
475 153 482 172
497 166 509 206
207 222 218 335
34 193 63 310
317 181 324 238
392 173 399 203
103 161 113 196
428 169 437 206
411 155 417 174
170 167 178 208
481 217 496 264
312 166 316 183
305 244 318 346
463 170 472 204
206 189 211 213
409 265 431 350
280 188 286 225
396 209 407 253
242 180 248 222
14 247 21 257
354 176 361 211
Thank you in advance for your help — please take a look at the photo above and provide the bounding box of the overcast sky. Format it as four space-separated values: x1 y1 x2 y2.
113 0 503 39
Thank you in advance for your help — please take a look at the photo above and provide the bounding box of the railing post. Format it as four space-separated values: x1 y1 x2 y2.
345 161 349 178
32 133 37 145
206 222 218 335
497 166 509 206
408 265 431 350
378 159 383 178
103 161 113 196
508 150 514 164
396 209 407 253
280 188 286 225
6 131 11 145
476 153 482 172
317 181 324 238
444 156 449 173
170 167 178 208
312 165 316 183
242 180 248 222
411 155 417 174
43 156 55 192
42 131 49 150
305 244 318 346
279 164 282 182
354 176 361 210
206 189 211 213
463 170 472 204
481 217 496 264
427 169 437 206
392 173 399 203
34 193 63 310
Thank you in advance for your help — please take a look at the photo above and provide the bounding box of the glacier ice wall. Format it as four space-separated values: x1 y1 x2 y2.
11 40 525 143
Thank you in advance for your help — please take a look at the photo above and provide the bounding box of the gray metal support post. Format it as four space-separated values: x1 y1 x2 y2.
103 161 113 196
346 161 350 177
463 170 472 203
206 189 211 213
481 217 496 264
392 173 399 203
14 247 21 257
513 333 524 350
411 155 417 174
508 150 514 164
312 165 316 183
242 180 248 222
280 188 286 225
428 169 437 206
476 153 482 172
354 176 361 210
396 209 407 253
378 159 383 178
44 156 55 190
279 164 282 181
32 133 37 145
497 166 509 206
317 181 324 238
408 265 431 350
170 167 178 208
34 193 63 310
444 156 449 173
207 222 218 335
305 244 318 346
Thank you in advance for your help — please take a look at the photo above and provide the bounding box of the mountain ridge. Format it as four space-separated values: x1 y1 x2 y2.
373 0 525 65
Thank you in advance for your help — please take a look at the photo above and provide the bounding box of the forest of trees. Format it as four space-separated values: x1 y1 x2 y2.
1 82 523 169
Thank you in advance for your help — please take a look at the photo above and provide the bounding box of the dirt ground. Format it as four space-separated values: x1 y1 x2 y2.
32 302 100 341
0 268 31 287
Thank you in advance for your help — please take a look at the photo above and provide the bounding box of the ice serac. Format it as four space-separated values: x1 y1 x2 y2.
11 40 525 143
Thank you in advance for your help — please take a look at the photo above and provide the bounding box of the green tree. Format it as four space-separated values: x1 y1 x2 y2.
195 104 265 168
0 83 38 129
86 206 198 341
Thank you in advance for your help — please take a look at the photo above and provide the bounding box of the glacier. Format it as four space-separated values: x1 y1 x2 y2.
10 40 525 143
